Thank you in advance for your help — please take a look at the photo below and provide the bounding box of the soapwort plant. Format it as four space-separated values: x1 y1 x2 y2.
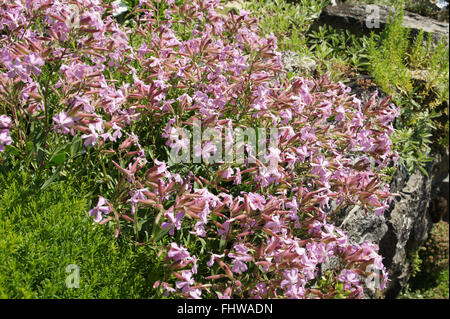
0 0 400 299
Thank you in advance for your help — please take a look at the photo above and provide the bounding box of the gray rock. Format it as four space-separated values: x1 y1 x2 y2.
329 162 436 298
317 4 449 43
378 165 434 298
280 51 317 76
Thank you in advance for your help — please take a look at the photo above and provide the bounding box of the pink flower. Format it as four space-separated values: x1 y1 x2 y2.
265 215 284 234
0 115 12 129
280 268 306 298
281 268 299 288
228 244 252 274
234 167 242 185
221 167 234 179
374 204 389 217
167 126 190 155
217 220 231 239
7 58 29 81
53 112 74 135
161 208 185 236
0 0 400 299
217 289 231 299
310 156 330 174
189 288 202 299
265 146 281 167
89 196 111 223
189 221 206 237
24 53 45 76
206 253 225 267
246 192 266 211
338 269 360 291
167 243 191 262
231 259 248 274
194 141 217 163
130 188 148 215
0 129 12 152
176 270 194 293
250 283 267 299
82 123 103 146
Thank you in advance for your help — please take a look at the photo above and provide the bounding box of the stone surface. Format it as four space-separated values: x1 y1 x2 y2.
328 77 445 298
280 51 317 76
317 4 449 43
329 162 437 298
378 165 434 298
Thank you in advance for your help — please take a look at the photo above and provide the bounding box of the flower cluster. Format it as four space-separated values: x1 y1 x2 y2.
0 0 400 298
0 114 12 151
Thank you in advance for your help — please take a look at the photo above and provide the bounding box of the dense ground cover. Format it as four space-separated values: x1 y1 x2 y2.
0 0 448 299
0 171 166 298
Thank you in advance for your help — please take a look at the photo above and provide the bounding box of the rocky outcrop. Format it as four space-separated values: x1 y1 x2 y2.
317 4 449 43
378 165 434 298
330 78 447 298
330 161 440 298
280 51 317 76
279 20 448 297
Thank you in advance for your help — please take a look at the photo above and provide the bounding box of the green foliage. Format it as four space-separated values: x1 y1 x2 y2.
399 269 449 299
409 250 423 278
367 8 412 101
306 24 373 81
0 171 164 298
419 221 449 277
390 111 435 176
367 6 449 174
399 221 449 299
245 0 372 81
245 0 328 53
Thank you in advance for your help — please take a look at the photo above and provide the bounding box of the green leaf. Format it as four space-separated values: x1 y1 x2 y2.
71 137 82 158
198 238 206 254
49 152 66 167
153 227 170 243
418 165 429 178
41 166 62 190
219 238 226 250
4 145 20 156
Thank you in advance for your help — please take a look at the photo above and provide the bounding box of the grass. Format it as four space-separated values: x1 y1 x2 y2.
0 171 165 298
